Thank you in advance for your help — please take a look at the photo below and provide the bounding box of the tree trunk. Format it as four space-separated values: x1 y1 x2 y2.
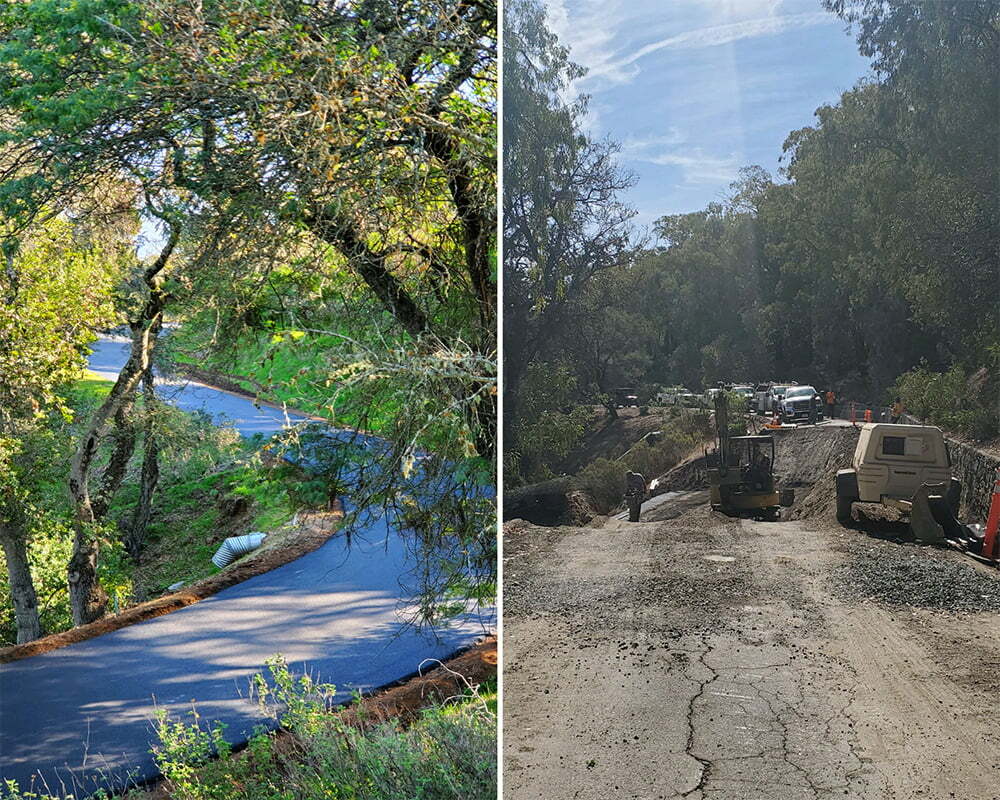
66 530 107 627
67 327 156 625
306 209 429 338
90 393 137 521
125 368 159 563
0 520 41 643
66 222 176 627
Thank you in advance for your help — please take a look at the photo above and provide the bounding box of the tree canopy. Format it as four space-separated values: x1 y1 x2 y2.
1 0 497 640
504 0 998 487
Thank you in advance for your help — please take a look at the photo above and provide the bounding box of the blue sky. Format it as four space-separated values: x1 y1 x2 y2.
545 0 874 228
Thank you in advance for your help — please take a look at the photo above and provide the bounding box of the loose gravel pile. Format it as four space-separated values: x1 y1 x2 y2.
836 538 1000 613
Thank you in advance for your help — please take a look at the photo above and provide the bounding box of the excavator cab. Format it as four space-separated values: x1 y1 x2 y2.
734 436 775 492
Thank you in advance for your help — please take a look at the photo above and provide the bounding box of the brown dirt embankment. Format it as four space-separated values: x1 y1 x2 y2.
507 407 712 526
771 425 860 519
0 507 342 664
650 423 861 521
560 407 666 474
503 479 597 528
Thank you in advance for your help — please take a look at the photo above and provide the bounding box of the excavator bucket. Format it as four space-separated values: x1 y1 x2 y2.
909 483 959 545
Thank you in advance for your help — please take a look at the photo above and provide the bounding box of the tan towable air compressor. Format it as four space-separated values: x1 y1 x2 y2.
835 423 986 554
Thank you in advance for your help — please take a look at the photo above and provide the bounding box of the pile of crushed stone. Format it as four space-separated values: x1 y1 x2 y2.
836 538 1000 613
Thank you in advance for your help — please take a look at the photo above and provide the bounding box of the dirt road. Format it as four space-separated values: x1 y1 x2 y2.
503 494 1000 799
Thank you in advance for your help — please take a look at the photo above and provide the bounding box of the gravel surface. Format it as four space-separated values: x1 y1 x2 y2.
836 537 1000 613
505 501 1000 800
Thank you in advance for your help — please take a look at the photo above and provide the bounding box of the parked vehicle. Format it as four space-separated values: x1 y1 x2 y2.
753 383 772 414
731 384 755 410
613 387 639 408
752 382 796 414
780 385 823 422
678 392 704 408
655 386 687 405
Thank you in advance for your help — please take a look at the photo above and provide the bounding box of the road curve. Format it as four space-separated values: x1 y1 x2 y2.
87 337 315 437
0 338 493 797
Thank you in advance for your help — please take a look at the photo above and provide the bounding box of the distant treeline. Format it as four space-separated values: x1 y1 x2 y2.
504 0 998 486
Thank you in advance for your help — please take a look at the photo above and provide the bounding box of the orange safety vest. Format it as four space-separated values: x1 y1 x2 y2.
825 391 835 404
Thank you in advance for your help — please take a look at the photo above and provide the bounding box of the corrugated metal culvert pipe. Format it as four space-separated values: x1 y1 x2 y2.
211 532 267 568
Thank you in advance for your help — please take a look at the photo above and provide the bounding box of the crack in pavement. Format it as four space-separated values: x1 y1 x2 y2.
681 633 717 797
677 635 870 800
503 498 1000 800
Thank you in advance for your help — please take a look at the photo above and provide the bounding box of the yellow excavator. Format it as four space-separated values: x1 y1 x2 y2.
708 392 793 520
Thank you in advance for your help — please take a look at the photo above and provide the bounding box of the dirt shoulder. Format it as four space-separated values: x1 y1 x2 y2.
503 495 1000 799
0 508 341 664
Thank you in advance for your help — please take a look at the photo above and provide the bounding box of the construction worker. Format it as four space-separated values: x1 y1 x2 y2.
890 397 905 423
825 389 836 419
624 470 646 522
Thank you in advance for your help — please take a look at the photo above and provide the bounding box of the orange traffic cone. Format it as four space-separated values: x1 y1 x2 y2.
981 468 1000 562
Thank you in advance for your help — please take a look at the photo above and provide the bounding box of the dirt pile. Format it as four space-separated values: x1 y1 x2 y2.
503 479 597 527
560 407 666 474
650 423 860 521
650 449 710 494
773 425 859 519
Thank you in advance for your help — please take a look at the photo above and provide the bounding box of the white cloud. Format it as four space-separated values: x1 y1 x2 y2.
591 12 835 84
620 129 687 154
546 0 641 99
624 139 741 185
546 1 838 95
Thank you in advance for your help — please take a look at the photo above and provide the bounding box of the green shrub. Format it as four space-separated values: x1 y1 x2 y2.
894 362 998 440
624 439 688 480
142 656 497 800
573 412 711 513
575 458 628 513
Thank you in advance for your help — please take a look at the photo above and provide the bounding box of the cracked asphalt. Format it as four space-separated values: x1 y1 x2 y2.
502 493 1000 799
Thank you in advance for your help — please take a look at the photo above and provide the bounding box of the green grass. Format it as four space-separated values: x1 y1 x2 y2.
138 657 497 800
74 371 115 402
168 324 400 431
130 464 293 596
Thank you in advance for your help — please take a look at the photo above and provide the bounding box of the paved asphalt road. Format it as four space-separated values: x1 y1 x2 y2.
0 338 493 797
87 337 315 437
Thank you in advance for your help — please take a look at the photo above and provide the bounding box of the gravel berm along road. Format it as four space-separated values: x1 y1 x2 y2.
0 338 493 797
503 492 1000 800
